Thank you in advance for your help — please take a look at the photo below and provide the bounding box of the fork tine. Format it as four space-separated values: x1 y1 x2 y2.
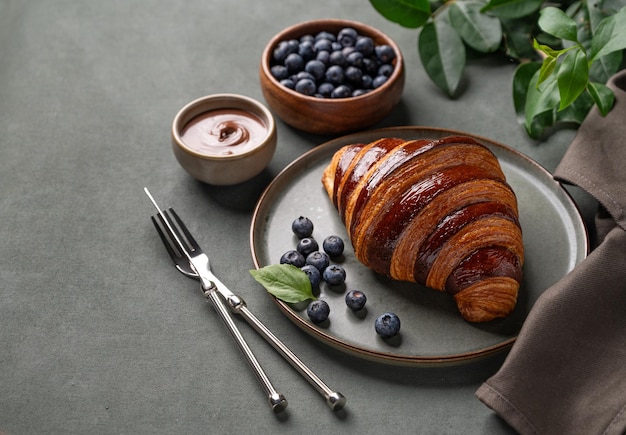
151 215 182 262
152 214 198 278
168 208 201 252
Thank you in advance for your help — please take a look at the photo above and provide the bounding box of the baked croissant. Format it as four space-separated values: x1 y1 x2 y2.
321 135 524 322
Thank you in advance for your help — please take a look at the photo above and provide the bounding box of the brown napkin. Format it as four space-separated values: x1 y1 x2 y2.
476 70 626 435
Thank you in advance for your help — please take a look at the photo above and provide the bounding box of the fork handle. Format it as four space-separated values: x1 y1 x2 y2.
204 288 288 413
227 297 346 411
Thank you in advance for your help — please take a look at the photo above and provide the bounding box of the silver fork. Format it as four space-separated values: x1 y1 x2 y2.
145 188 346 412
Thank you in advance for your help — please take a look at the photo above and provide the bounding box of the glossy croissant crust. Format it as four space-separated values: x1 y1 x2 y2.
322 135 524 322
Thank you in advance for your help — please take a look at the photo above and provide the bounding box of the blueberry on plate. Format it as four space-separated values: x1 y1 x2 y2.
297 237 319 257
323 264 346 286
345 290 367 311
279 250 305 267
305 251 330 272
301 264 321 289
375 312 401 338
291 216 314 239
322 235 344 257
307 300 330 324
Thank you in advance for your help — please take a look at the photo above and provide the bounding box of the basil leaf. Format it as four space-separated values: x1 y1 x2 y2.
369 0 431 28
538 6 579 42
481 0 542 19
449 1 502 53
250 264 316 304
418 18 466 97
557 47 589 110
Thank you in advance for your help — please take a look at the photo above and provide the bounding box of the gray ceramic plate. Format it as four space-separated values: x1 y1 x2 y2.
250 127 588 366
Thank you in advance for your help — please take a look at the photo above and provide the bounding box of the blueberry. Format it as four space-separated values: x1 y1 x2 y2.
284 52 304 73
315 31 336 42
362 57 379 76
329 50 347 67
307 300 330 324
331 41 343 51
279 78 295 90
325 65 344 85
291 216 314 238
331 85 352 98
345 290 367 311
298 40 315 61
375 44 396 63
323 264 346 286
322 235 344 257
361 74 373 89
342 46 356 58
375 312 401 338
295 78 316 96
372 75 388 89
352 89 369 97
301 264 321 289
313 38 333 53
345 66 363 85
280 250 305 267
305 251 330 272
270 65 289 81
378 63 394 78
297 237 319 257
300 34 315 44
338 27 358 47
273 40 298 63
316 50 331 66
305 59 326 81
346 51 364 68
317 82 334 97
355 36 375 56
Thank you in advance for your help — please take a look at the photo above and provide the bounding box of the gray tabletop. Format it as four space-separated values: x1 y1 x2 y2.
0 1 598 434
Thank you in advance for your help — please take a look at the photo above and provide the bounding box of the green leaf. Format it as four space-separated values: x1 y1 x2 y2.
448 1 502 52
557 47 589 110
587 81 615 116
589 50 622 83
525 71 560 136
533 38 565 58
590 6 626 61
250 264 316 303
513 61 541 122
538 6 579 42
418 18 466 96
369 0 432 28
555 91 594 124
537 55 558 86
500 17 540 61
481 0 542 19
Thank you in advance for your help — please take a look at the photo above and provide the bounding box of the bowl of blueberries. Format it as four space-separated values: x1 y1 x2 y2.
260 19 405 135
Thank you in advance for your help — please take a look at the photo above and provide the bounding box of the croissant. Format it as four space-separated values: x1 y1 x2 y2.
321 135 524 322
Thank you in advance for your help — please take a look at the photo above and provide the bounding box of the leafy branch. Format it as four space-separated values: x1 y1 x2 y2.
369 0 626 139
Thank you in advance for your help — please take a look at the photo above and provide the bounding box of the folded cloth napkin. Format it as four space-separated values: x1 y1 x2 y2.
476 69 626 435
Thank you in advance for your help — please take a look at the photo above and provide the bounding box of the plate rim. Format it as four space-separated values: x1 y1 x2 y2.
250 126 589 366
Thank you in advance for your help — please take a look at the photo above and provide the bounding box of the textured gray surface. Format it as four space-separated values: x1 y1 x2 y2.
0 1 597 434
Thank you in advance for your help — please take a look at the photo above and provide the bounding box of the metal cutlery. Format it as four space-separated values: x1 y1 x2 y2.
144 187 346 412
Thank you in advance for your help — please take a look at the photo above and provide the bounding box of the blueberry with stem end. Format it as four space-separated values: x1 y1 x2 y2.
307 300 330 324
279 250 305 267
297 237 319 257
375 312 401 338
323 264 346 286
305 251 330 272
291 216 313 239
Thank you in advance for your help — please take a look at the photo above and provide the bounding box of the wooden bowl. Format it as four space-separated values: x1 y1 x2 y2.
260 19 405 136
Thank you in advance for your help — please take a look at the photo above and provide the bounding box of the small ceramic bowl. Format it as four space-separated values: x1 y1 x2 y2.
171 94 277 185
260 19 405 136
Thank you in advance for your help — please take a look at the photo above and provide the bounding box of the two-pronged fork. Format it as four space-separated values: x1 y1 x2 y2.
145 188 346 412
